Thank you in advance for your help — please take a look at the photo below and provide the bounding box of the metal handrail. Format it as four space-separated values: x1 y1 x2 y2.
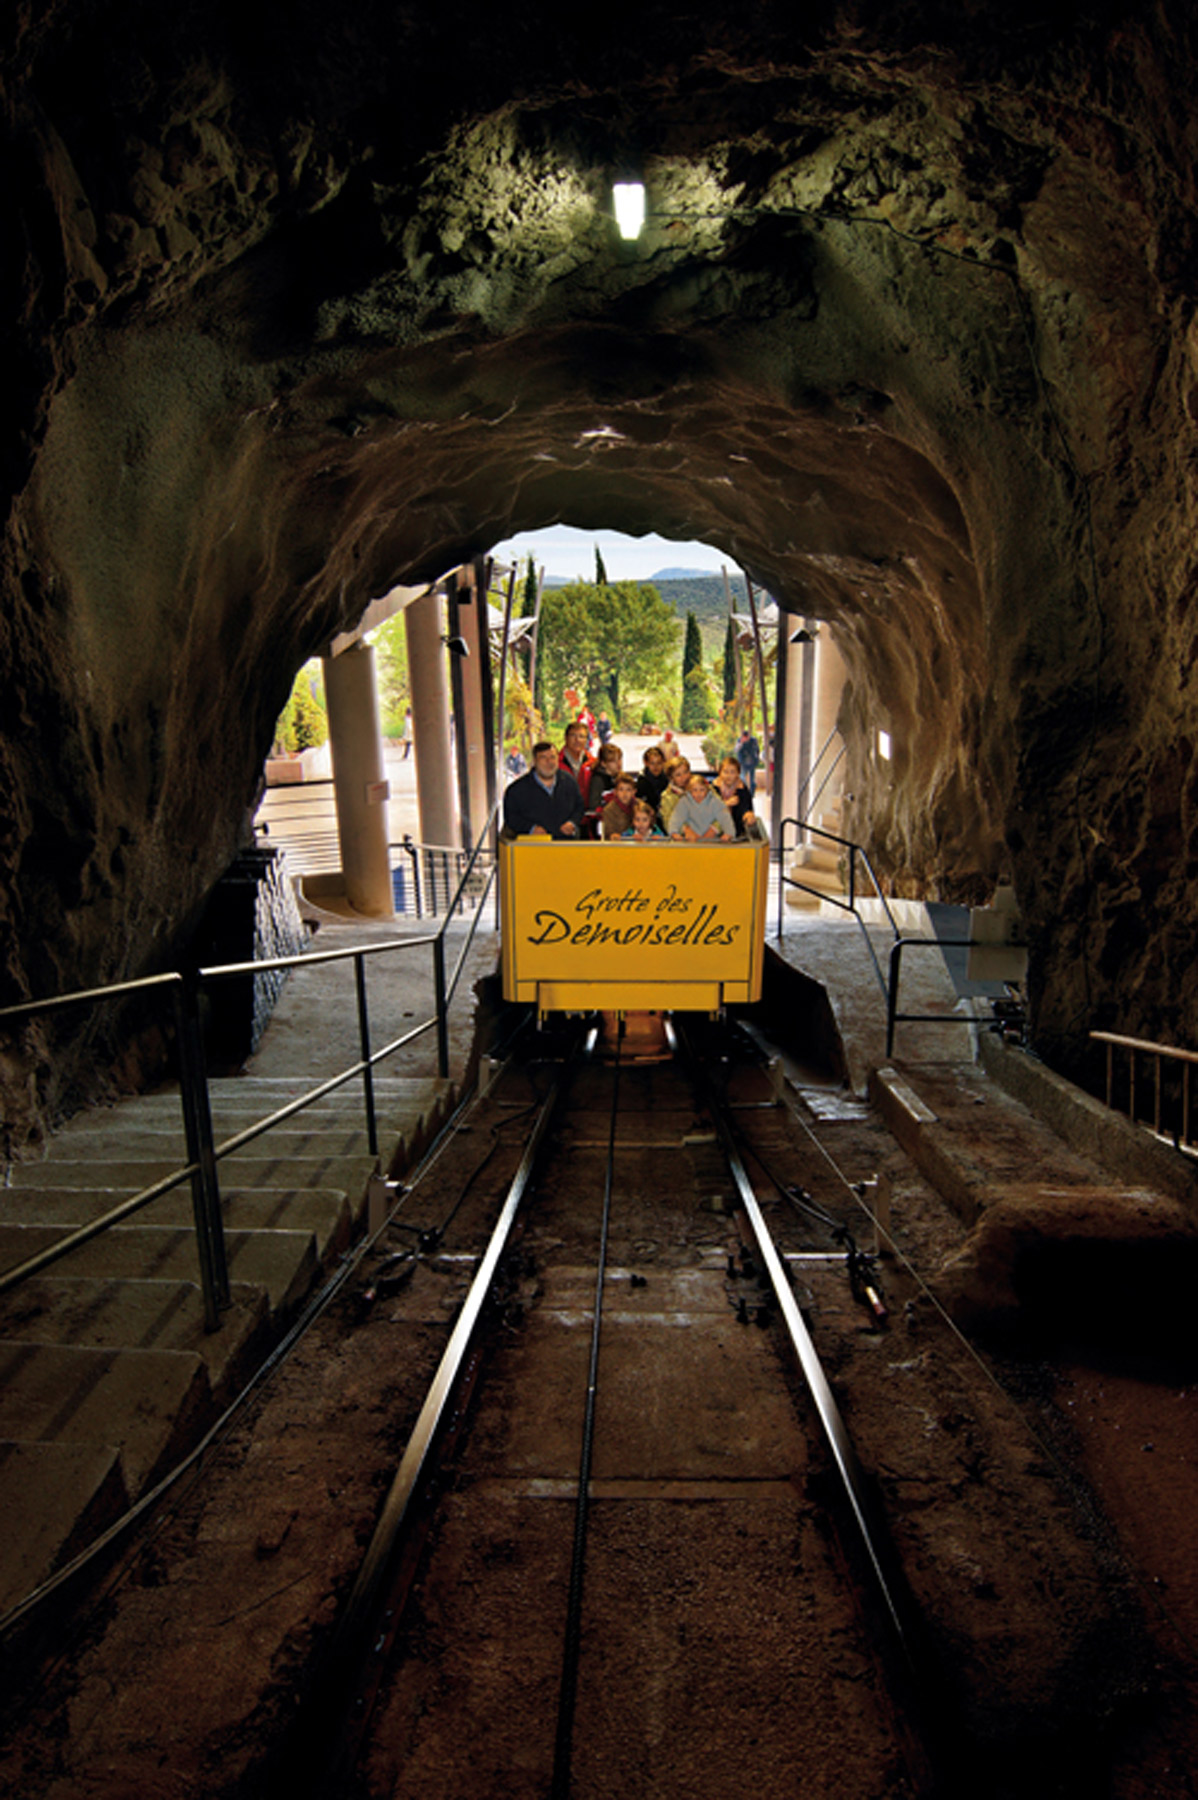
0 804 502 1329
774 815 987 1057
392 833 494 920
775 815 899 943
794 727 845 835
1091 1028 1198 1149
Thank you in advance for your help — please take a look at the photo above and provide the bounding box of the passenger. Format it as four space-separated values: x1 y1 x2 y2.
636 744 668 811
580 740 624 836
657 757 692 832
622 796 667 841
558 720 595 803
592 740 624 791
669 772 736 842
503 740 584 838
713 755 756 837
601 772 639 839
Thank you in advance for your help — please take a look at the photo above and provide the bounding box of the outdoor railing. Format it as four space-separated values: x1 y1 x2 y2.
775 816 983 1057
393 835 493 919
0 804 501 1332
1090 1028 1198 1152
791 727 845 848
775 816 898 991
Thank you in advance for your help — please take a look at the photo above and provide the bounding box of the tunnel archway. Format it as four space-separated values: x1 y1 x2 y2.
5 2 1198 1142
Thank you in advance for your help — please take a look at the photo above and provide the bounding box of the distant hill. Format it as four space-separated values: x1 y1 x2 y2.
650 565 723 581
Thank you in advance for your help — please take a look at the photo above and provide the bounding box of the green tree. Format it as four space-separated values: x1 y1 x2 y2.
273 660 328 753
680 611 711 731
722 615 738 707
537 580 679 727
594 544 608 586
370 612 410 737
520 555 545 719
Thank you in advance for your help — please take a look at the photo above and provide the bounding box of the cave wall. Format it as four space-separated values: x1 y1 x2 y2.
3 1 1198 1142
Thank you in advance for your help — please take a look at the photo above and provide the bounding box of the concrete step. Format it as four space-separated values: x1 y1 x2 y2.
0 1074 458 1621
22 1125 375 1161
0 1440 130 1615
0 1277 270 1404
797 844 841 873
0 1225 319 1318
6 1152 378 1199
62 1083 437 1113
0 1340 212 1498
0 1186 354 1258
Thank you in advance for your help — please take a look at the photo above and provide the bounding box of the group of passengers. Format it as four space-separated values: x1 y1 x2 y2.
502 720 757 844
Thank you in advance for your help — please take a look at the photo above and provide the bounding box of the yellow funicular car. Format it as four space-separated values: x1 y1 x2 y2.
499 837 770 1016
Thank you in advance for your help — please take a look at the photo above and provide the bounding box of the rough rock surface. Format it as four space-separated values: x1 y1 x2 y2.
5 4 1198 1139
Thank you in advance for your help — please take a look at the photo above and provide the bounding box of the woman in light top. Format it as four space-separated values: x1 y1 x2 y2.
669 772 736 842
657 757 692 831
621 796 667 841
713 754 756 837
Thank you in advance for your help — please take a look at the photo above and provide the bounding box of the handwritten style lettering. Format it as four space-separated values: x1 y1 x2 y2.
527 895 739 949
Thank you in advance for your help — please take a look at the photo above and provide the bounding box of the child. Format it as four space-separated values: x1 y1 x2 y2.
621 796 666 841
581 740 625 835
636 744 668 810
669 772 736 842
601 772 639 839
657 757 692 832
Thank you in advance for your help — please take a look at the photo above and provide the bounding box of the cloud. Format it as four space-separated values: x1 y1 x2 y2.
490 527 729 582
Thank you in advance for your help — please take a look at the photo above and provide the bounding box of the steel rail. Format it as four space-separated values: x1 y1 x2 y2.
684 1033 915 1673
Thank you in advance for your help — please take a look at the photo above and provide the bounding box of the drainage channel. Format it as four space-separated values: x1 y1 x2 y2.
281 1022 964 1800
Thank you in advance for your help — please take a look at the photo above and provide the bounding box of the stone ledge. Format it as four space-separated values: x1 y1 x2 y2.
979 1033 1198 1225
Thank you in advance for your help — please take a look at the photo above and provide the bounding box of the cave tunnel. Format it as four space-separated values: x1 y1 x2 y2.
5 0 1198 1144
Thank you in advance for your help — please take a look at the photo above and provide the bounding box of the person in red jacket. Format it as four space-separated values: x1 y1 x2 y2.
559 720 596 804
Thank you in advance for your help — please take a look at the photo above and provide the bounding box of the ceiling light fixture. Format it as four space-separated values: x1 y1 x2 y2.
613 181 646 240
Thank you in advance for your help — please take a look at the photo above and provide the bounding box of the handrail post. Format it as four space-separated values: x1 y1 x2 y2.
886 940 903 1058
353 952 379 1158
848 844 857 912
172 978 229 1329
402 834 421 920
776 819 785 940
433 931 449 1079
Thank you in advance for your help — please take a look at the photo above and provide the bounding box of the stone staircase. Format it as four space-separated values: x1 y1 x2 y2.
784 803 876 912
0 1073 456 1618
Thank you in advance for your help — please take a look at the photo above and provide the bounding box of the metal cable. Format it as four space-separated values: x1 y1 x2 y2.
550 1023 623 1799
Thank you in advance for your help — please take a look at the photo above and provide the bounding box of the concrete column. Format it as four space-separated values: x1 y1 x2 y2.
404 590 456 849
778 625 807 842
322 642 394 918
812 627 848 817
455 571 492 850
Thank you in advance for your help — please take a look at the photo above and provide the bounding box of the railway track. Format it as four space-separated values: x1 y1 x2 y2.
272 1019 974 1800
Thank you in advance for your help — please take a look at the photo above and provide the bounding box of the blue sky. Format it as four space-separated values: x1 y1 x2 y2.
489 526 731 582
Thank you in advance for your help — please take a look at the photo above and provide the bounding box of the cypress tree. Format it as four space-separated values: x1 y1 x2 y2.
722 615 738 707
680 611 709 731
594 545 608 585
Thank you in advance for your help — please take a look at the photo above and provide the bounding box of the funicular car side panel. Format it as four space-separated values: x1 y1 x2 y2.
499 838 769 1012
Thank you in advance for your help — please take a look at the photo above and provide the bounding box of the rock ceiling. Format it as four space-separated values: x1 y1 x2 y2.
3 1 1198 1139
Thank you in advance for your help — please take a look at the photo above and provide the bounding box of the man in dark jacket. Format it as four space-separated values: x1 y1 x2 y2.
503 741 584 837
